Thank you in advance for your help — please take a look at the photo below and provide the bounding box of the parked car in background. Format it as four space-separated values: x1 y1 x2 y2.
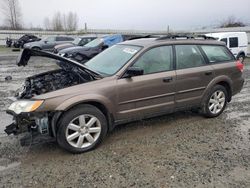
53 36 97 53
58 34 150 63
13 34 41 48
23 36 74 51
58 34 123 63
206 32 248 63
5 35 244 153
5 37 13 47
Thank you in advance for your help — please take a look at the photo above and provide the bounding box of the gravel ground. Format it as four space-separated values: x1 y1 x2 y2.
0 54 250 188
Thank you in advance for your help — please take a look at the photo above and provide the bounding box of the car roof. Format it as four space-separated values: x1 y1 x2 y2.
120 37 225 48
77 36 97 38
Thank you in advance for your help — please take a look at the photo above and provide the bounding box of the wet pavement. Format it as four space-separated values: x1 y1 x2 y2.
0 54 250 187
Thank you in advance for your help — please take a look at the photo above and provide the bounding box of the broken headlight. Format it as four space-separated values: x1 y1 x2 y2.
8 100 44 114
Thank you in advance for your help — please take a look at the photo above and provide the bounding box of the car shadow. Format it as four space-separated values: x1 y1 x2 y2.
26 110 203 155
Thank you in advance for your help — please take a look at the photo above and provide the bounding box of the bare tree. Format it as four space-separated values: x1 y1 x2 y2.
43 11 78 31
220 16 246 28
51 12 64 31
43 17 51 30
0 0 22 29
66 12 78 31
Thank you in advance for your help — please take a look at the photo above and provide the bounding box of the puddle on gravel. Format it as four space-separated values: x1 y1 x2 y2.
226 112 250 121
0 162 21 172
240 120 250 133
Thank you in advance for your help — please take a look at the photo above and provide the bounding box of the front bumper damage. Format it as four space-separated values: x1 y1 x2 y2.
5 111 55 146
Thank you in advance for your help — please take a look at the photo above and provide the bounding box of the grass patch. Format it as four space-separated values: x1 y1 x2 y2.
0 46 20 53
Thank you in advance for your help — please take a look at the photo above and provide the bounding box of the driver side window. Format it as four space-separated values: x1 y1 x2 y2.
132 46 173 75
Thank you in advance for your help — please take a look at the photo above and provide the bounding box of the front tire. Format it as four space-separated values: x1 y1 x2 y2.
202 85 228 118
57 104 108 153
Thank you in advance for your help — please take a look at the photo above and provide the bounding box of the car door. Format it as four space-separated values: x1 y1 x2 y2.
42 36 56 50
116 45 176 121
175 45 214 108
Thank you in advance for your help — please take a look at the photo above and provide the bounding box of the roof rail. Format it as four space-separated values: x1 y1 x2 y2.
127 35 158 40
156 34 216 40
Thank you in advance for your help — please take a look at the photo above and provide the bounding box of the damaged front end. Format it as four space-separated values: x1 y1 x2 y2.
5 110 51 144
5 49 102 145
5 107 63 146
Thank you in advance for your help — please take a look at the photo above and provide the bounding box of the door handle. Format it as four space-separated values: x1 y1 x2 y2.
163 77 173 82
205 71 212 76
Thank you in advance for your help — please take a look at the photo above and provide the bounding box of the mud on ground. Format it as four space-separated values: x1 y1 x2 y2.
0 55 250 188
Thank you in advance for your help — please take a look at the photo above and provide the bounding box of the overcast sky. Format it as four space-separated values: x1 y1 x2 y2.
2 0 250 30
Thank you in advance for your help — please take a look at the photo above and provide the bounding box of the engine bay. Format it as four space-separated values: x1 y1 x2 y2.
16 63 96 99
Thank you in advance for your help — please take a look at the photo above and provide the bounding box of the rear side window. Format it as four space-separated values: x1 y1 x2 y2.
65 37 74 41
229 37 238 48
56 37 73 41
56 37 65 41
175 45 205 69
132 46 173 74
201 45 234 63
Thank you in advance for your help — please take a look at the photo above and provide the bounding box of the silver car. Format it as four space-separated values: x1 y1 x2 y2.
23 36 74 51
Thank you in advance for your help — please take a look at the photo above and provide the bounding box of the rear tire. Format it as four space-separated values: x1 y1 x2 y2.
202 85 228 118
57 104 108 154
237 54 245 63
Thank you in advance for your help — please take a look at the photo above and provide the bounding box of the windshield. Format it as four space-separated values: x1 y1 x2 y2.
85 45 142 76
72 37 81 45
84 38 103 48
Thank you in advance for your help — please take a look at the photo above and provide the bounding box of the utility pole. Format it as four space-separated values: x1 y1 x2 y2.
84 23 87 33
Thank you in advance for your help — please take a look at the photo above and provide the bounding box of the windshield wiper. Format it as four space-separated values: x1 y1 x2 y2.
82 67 103 79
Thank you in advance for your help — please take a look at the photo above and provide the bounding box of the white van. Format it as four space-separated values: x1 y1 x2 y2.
206 32 248 62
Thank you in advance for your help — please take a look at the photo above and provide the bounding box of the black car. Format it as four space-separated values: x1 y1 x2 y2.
13 34 41 48
6 37 13 47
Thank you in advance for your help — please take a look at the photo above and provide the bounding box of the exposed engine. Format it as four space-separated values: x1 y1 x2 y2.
16 66 95 99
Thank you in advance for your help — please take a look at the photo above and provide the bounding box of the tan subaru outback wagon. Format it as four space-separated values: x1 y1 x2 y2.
5 35 244 153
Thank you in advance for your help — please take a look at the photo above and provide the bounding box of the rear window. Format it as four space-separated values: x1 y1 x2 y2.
201 45 234 63
229 37 238 48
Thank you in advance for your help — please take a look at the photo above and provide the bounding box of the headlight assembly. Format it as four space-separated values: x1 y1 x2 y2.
8 100 44 114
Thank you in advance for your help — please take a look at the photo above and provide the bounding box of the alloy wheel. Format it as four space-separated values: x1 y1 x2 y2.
65 114 101 148
208 90 226 114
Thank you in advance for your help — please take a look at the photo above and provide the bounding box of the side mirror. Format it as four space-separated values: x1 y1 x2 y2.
124 67 144 78
44 41 48 44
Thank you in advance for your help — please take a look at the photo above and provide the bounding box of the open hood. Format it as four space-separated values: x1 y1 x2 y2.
15 49 103 99
17 49 102 78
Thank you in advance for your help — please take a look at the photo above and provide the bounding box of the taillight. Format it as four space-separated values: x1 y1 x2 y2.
236 60 244 72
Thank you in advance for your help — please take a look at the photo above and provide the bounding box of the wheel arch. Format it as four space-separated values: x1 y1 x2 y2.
215 81 232 102
237 51 246 58
31 46 41 50
202 76 233 105
52 99 115 136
